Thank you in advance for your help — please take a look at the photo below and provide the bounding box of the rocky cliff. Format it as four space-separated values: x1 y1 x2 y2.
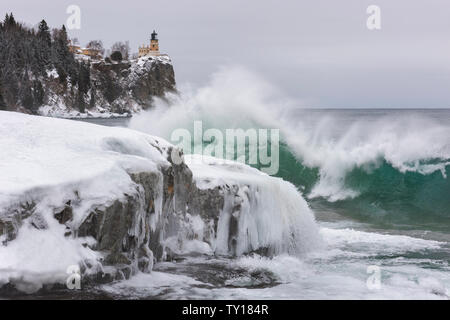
0 17 176 118
39 55 177 118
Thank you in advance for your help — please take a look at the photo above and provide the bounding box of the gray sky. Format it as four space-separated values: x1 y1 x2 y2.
2 0 450 108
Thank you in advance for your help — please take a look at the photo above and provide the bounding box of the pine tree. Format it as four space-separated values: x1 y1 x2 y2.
110 51 122 62
78 62 91 94
4 13 16 29
32 80 44 106
52 25 76 84
19 77 34 112
0 80 6 110
89 89 96 109
75 89 85 113
1 73 19 107
111 41 130 60
37 20 51 47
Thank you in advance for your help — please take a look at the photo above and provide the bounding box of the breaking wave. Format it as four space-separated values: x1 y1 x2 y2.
130 66 450 227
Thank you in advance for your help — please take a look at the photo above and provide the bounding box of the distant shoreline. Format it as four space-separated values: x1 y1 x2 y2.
62 115 132 120
45 113 133 120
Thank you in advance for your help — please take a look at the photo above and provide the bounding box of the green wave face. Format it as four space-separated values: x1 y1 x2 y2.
193 135 450 229
206 138 450 229
275 142 450 229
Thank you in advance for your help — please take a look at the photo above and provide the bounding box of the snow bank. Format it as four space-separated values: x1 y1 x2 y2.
0 111 173 290
39 104 132 119
0 225 98 293
0 111 171 209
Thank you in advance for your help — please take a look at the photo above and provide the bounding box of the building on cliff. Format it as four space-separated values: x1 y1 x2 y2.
138 30 161 57
68 40 102 60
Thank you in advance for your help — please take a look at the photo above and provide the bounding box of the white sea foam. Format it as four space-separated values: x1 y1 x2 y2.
104 225 449 300
317 227 443 257
101 271 205 299
220 226 448 299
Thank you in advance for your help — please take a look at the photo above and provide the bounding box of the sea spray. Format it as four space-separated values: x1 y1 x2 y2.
129 67 450 224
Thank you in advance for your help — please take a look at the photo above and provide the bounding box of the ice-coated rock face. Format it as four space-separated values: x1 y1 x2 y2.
0 112 320 292
183 155 322 257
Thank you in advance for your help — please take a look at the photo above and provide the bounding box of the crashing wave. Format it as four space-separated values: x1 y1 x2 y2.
129 67 450 223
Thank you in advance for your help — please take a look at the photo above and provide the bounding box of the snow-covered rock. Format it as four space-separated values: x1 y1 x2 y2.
0 111 320 293
184 155 321 257
0 111 178 291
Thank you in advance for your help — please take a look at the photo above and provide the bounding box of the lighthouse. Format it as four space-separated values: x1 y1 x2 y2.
138 30 161 57
150 30 159 52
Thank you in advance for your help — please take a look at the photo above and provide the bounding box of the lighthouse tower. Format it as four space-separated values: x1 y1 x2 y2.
138 30 161 57
150 30 159 53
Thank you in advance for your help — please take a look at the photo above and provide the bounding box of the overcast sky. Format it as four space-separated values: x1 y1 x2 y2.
2 0 450 108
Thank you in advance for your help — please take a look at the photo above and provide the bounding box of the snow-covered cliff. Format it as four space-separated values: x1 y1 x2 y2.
0 112 320 293
38 55 176 119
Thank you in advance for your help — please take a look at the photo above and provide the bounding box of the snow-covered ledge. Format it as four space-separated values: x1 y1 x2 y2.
0 111 320 293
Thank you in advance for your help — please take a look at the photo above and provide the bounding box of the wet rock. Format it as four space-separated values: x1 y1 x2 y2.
0 201 36 244
54 201 73 224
